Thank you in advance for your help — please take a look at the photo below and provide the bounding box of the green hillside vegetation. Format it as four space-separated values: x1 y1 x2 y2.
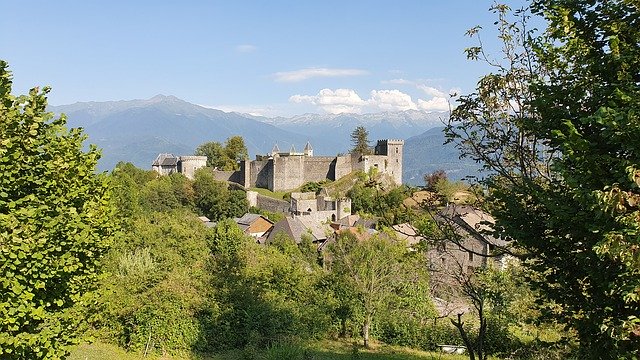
4 1 639 359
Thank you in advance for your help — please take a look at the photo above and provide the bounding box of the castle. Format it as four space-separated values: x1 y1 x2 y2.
151 154 207 180
214 139 404 192
153 139 404 192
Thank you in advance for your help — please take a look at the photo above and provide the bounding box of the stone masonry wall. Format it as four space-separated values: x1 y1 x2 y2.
302 157 335 183
272 156 305 191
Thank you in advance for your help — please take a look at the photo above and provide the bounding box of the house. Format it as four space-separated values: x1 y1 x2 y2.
151 153 207 179
290 190 351 222
425 205 508 293
266 216 332 245
234 213 274 241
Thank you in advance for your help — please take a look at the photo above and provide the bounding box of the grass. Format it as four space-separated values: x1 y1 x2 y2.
248 187 290 200
69 339 470 360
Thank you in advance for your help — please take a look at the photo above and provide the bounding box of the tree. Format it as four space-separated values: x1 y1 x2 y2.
447 2 640 357
195 141 228 169
195 136 248 171
193 169 247 221
423 169 448 191
0 61 116 358
224 135 248 164
350 126 372 155
328 232 406 348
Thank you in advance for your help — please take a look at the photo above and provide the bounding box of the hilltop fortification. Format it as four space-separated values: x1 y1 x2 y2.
214 139 404 192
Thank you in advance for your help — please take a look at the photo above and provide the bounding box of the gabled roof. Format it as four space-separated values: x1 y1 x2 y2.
234 213 274 233
392 223 424 247
266 216 331 244
152 153 178 166
437 204 505 247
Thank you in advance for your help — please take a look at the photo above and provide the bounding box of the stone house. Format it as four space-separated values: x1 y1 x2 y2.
290 190 351 223
151 153 207 180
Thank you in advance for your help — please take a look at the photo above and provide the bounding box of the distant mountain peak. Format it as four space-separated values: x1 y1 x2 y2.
147 94 183 103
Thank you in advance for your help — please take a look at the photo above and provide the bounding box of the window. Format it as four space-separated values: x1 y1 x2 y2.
468 251 474 261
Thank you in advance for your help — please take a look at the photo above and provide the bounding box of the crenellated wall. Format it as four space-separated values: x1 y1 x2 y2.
204 139 403 192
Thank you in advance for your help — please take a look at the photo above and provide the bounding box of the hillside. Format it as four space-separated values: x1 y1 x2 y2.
50 95 331 171
403 126 482 185
50 96 475 181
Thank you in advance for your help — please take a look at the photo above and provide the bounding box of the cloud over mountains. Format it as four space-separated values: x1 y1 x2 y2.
289 87 451 114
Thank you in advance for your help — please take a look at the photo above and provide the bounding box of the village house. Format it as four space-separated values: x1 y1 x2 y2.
234 213 274 242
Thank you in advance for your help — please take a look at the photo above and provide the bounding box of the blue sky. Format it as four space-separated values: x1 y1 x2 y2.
1 0 532 117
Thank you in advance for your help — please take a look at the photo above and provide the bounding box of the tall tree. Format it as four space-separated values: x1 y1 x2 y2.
195 136 248 171
328 232 406 348
224 135 248 164
350 126 372 155
0 61 116 358
447 2 640 357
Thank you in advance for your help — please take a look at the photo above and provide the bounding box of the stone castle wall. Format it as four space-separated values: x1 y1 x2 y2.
208 139 403 192
301 157 336 182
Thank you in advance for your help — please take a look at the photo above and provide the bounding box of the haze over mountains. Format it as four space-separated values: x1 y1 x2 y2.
50 95 480 185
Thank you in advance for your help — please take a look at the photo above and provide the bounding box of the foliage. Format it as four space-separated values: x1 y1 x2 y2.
423 169 447 191
210 220 331 350
348 179 413 226
195 136 248 171
447 2 640 357
248 206 285 223
193 168 247 221
92 210 216 353
350 126 372 155
328 232 411 347
0 61 116 359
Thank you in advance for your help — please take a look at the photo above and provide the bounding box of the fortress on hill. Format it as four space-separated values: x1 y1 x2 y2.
154 139 404 192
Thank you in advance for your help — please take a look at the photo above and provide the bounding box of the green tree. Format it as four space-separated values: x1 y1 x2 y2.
94 210 216 353
350 126 372 155
328 232 406 348
195 141 228 169
193 169 247 221
224 135 248 164
447 2 640 357
0 61 116 358
195 136 248 171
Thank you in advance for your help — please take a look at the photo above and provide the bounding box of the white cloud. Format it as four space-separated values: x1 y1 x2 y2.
235 44 257 53
417 97 450 111
273 68 368 82
417 84 448 98
289 88 366 114
290 87 454 114
368 90 418 111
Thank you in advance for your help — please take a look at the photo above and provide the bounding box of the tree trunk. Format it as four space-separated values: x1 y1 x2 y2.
363 314 371 348
451 313 475 360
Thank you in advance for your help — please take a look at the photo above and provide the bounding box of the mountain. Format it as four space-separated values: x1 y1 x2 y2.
50 95 338 171
255 110 448 148
50 95 475 181
403 127 482 185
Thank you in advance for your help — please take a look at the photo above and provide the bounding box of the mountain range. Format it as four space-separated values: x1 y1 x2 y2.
49 95 481 184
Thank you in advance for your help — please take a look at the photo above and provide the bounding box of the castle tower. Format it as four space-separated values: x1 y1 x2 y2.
374 139 404 185
303 141 313 157
271 143 280 157
178 155 207 180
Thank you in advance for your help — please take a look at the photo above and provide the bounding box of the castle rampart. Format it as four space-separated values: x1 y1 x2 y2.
153 139 403 192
